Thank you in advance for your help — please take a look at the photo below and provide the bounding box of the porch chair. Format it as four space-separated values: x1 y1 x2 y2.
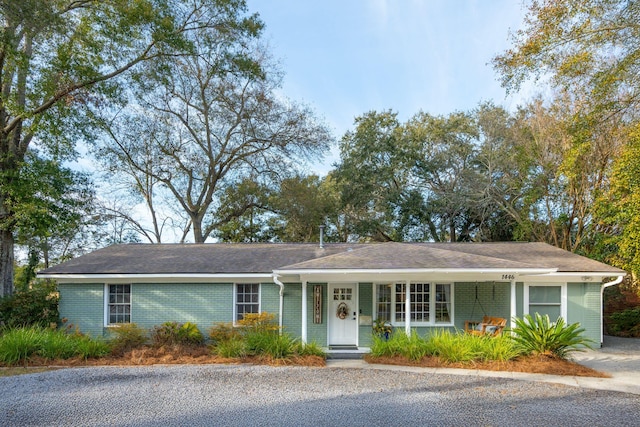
464 316 507 337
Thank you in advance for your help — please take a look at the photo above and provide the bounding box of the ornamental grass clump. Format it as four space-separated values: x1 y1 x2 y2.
428 329 477 363
511 313 593 359
0 327 109 365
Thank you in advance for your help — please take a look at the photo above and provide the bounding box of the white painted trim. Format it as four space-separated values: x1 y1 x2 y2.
104 283 132 327
510 280 517 330
233 283 261 326
327 283 359 346
301 280 308 344
274 268 555 275
374 281 455 329
39 273 272 281
405 280 411 335
524 282 567 320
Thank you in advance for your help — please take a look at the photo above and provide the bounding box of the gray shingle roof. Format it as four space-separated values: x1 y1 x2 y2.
38 242 624 276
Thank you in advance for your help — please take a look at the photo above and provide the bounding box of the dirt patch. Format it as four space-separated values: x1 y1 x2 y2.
364 354 610 378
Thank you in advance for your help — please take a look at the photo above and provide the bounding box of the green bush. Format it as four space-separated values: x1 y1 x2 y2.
151 322 204 346
0 286 59 328
74 335 111 360
208 322 241 345
0 327 110 365
370 329 522 364
215 337 247 358
0 328 44 365
608 308 640 337
370 330 432 360
511 313 593 359
244 329 296 359
108 323 148 355
294 341 326 358
428 329 476 363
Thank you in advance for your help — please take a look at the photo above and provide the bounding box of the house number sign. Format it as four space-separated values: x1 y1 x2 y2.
313 285 322 324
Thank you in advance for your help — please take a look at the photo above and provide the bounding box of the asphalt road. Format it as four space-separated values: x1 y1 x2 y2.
1 364 639 427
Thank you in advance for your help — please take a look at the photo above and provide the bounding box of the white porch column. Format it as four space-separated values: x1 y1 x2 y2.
301 280 308 344
405 280 411 335
510 279 517 330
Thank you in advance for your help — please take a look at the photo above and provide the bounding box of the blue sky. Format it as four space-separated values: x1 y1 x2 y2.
245 0 530 171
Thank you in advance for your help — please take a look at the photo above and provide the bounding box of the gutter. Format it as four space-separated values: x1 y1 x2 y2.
601 275 625 345
272 274 285 332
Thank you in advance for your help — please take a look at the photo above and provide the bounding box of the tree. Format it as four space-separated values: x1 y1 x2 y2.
267 174 340 243
0 0 254 296
593 124 640 280
98 34 332 243
334 111 415 241
13 152 97 268
493 0 640 118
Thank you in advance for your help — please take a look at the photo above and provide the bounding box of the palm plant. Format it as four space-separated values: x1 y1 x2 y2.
511 313 593 359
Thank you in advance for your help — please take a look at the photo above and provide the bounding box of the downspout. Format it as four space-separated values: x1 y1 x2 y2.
273 274 285 333
601 275 624 345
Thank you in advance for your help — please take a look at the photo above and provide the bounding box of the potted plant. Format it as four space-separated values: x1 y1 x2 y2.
373 317 393 340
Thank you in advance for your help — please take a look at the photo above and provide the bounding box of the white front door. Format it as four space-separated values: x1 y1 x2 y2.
328 283 358 346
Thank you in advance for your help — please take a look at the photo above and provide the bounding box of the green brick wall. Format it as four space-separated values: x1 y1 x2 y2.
306 283 327 346
453 282 511 330
281 283 301 337
567 282 602 345
58 283 104 337
57 279 604 347
131 283 233 332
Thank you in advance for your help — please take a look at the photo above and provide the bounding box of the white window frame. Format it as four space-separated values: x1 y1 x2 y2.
104 284 131 327
524 283 567 321
373 282 454 326
234 283 261 324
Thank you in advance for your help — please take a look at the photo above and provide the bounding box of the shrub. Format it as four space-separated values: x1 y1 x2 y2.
0 327 110 365
294 341 326 358
38 329 78 360
511 313 593 359
237 312 279 333
607 308 640 337
151 322 204 346
74 335 111 360
0 328 44 365
208 322 241 345
0 285 59 328
215 337 247 358
108 323 148 355
428 329 476 363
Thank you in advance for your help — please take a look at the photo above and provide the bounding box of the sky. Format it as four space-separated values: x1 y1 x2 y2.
245 0 531 172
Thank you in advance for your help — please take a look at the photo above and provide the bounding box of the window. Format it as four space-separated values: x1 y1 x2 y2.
107 284 131 325
525 284 566 320
376 284 391 322
235 283 260 322
376 282 452 325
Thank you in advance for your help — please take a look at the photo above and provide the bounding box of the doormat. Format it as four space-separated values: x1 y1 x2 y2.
328 345 358 351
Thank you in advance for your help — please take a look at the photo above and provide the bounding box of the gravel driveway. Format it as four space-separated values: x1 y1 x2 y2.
2 365 640 427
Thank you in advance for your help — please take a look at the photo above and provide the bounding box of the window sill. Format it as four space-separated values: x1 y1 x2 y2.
391 322 454 327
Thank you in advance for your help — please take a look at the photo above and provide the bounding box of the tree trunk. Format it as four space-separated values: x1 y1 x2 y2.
0 228 14 297
192 215 205 243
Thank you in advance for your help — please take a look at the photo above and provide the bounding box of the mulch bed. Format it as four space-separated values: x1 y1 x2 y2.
4 345 608 377
364 354 610 378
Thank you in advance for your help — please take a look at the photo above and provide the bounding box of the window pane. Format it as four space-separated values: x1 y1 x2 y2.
376 284 391 322
435 284 451 323
529 304 561 320
236 284 259 321
529 286 561 304
108 284 131 325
